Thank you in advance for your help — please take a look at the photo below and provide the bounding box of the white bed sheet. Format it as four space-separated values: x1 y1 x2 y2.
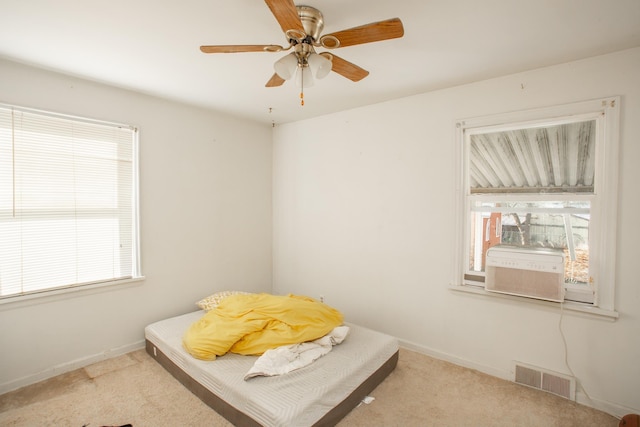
144 310 398 427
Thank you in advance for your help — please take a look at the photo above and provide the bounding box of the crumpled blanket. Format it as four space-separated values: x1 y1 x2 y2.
183 293 343 360
244 325 350 380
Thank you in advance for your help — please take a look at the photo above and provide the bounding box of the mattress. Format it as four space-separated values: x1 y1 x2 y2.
145 310 399 427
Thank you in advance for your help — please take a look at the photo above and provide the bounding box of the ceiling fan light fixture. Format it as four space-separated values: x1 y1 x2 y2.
274 53 298 80
295 65 314 88
307 52 332 79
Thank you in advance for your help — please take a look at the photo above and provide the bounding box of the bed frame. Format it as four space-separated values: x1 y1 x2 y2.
145 340 398 426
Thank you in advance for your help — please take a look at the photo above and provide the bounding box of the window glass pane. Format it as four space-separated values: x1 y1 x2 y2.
468 201 589 285
0 106 139 299
458 98 619 310
469 120 596 194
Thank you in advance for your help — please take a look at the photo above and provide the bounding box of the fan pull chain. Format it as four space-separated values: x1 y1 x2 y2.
300 66 305 106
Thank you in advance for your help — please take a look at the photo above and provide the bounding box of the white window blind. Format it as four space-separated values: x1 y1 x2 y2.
0 105 140 299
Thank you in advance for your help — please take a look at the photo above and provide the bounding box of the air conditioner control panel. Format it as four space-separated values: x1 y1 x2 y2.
486 246 565 274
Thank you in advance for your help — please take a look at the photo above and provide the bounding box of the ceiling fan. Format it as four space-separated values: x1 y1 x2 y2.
200 0 404 104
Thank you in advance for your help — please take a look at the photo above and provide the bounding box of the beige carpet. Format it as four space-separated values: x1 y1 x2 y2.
0 347 619 427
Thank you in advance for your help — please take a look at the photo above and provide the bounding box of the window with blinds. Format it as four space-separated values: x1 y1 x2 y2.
0 104 141 299
454 98 620 311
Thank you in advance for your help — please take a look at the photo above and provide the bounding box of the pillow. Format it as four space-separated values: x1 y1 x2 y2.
196 290 252 311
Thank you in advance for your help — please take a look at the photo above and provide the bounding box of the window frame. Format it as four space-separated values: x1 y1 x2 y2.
0 103 143 304
451 97 620 317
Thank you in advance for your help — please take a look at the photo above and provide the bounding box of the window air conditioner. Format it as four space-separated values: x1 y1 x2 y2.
485 246 565 302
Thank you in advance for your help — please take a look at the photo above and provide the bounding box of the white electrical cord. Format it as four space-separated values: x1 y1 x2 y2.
558 301 595 406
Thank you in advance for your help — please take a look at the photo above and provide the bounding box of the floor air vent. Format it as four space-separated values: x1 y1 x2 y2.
513 362 575 400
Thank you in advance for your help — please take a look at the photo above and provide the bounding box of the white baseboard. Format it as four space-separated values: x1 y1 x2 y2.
398 338 635 420
398 337 511 380
0 340 146 395
574 389 636 420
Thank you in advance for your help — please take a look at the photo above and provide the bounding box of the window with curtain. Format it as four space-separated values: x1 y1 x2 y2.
0 104 141 300
453 97 620 313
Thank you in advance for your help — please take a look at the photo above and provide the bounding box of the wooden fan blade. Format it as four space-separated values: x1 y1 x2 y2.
264 0 305 34
320 18 404 48
266 73 286 87
321 53 369 82
200 45 283 54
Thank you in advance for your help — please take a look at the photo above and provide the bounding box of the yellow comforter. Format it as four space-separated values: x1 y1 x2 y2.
183 293 344 360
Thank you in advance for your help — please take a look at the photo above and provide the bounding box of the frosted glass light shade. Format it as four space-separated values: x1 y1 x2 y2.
308 53 332 79
274 53 298 80
295 65 314 88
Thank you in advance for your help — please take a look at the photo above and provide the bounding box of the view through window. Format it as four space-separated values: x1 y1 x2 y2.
455 98 620 310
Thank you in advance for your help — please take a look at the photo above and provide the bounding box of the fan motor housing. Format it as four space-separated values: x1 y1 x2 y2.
297 6 324 41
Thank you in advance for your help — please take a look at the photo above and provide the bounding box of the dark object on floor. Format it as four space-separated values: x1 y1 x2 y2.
620 414 640 427
84 424 132 427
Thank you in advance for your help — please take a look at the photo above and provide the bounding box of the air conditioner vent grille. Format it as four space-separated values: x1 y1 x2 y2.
485 246 565 302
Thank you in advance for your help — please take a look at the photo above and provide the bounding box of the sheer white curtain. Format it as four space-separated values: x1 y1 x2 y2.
0 105 139 298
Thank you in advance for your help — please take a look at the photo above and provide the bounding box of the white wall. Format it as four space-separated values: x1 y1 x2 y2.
0 58 273 392
273 48 640 417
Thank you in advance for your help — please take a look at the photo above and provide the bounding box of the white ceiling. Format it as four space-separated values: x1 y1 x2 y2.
1 0 639 126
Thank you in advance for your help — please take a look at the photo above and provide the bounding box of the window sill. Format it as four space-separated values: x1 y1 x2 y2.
0 276 146 310
449 283 618 320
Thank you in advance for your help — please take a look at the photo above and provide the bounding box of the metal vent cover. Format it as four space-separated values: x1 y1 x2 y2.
513 362 575 400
